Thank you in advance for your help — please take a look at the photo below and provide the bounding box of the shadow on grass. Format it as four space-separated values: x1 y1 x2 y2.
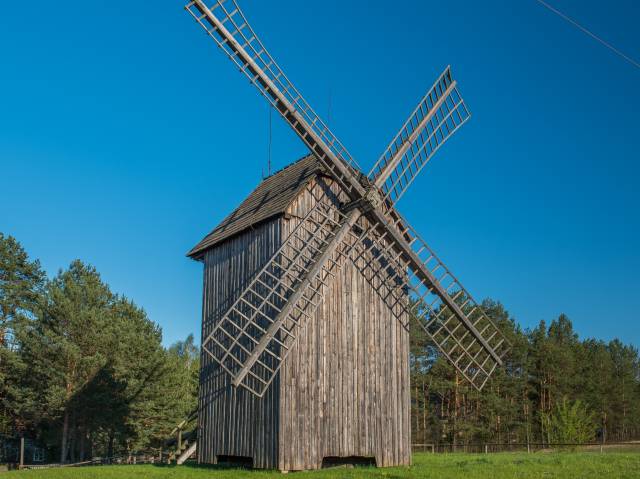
151 461 253 471
150 460 381 474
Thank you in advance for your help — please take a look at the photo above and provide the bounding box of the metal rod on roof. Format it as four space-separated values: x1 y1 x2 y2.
268 104 272 176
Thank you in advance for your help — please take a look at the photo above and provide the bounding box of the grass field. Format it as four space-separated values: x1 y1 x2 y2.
9 452 640 478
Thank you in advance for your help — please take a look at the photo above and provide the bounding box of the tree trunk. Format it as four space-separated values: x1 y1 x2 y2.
414 383 420 443
60 410 70 464
422 381 427 443
453 372 459 451
107 432 115 459
69 411 77 463
524 396 531 452
539 376 546 446
622 376 627 440
79 426 85 462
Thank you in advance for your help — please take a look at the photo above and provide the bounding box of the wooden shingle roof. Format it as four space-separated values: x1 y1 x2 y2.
188 154 324 260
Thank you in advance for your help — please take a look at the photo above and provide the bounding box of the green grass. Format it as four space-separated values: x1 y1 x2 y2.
9 452 640 478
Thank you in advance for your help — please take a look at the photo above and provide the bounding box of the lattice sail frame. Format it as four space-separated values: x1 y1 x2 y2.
186 0 510 397
368 67 471 207
202 184 360 396
352 212 510 390
185 0 363 197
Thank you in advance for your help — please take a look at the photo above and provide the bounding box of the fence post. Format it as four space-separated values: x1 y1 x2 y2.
484 444 488 454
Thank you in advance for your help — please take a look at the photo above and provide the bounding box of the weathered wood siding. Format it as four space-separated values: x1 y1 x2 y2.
278 177 411 470
198 219 281 469
197 174 411 471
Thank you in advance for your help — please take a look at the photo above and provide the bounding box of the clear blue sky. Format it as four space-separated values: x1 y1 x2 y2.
1 1 638 347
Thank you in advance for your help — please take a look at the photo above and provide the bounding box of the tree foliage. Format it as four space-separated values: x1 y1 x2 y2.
410 300 640 447
0 233 45 434
547 397 596 447
0 234 198 462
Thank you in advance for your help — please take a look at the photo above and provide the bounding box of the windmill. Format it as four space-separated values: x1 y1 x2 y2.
185 0 510 471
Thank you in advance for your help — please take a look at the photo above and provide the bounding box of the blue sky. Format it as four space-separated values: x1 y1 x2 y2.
1 1 638 347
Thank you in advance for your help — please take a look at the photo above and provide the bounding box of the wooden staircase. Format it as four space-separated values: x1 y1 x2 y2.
176 442 197 465
165 410 197 465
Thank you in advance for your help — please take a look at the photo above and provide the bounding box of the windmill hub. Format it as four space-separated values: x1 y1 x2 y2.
363 186 384 210
342 186 383 214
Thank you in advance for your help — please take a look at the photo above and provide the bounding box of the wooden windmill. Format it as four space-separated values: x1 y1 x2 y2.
185 0 510 471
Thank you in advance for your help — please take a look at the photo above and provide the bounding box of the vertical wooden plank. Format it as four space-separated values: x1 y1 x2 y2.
198 219 281 469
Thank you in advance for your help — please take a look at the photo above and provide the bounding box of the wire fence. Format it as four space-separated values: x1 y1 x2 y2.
412 441 640 454
6 438 639 470
1 433 168 471
15 453 166 470
7 443 640 471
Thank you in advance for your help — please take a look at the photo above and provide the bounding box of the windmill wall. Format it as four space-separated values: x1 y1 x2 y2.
198 219 282 469
278 177 411 470
197 174 411 471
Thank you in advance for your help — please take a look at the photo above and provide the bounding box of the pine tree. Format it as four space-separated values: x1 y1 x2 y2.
608 340 640 440
0 233 46 434
580 339 614 442
29 260 116 462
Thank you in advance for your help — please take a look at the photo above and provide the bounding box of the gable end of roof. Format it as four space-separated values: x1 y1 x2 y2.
187 154 324 260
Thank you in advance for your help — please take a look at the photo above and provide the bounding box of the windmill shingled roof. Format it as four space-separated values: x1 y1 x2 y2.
187 154 324 260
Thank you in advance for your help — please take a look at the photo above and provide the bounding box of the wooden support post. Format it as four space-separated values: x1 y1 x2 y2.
600 436 604 454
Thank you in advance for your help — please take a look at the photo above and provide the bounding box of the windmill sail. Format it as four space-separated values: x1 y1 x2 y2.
368 67 471 207
185 0 365 197
354 212 510 390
